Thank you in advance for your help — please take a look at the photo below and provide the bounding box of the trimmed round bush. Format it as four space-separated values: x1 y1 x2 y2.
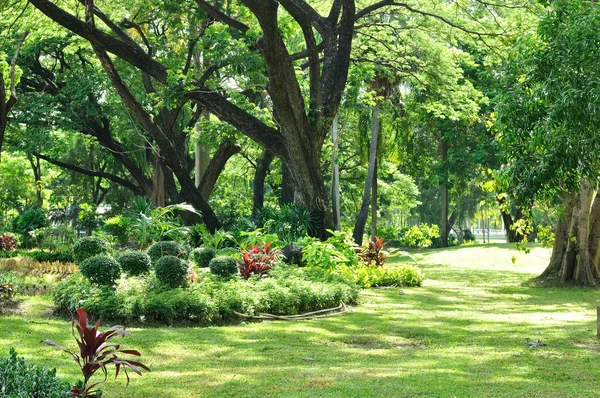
209 256 238 278
73 236 109 264
191 247 216 268
147 241 184 264
117 251 152 276
79 255 121 286
154 255 188 288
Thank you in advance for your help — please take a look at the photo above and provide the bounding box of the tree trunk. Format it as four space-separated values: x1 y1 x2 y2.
281 161 295 205
370 157 378 241
252 149 275 217
439 130 449 248
541 182 597 286
194 110 211 188
331 112 341 230
587 193 600 277
353 100 380 246
27 154 43 207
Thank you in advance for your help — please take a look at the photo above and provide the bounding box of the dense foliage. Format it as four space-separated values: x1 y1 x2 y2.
147 241 185 264
153 255 188 288
79 255 121 286
117 251 152 276
73 237 109 264
209 256 238 279
0 348 69 398
191 247 216 268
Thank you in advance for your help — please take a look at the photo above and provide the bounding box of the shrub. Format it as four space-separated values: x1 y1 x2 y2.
145 288 217 324
0 234 17 251
103 215 134 245
238 242 279 279
359 236 388 267
117 251 152 276
0 348 70 397
302 231 359 271
73 236 109 264
12 207 47 248
28 250 75 263
191 246 216 268
337 264 423 288
147 241 185 264
0 272 16 300
209 256 238 278
398 224 440 248
153 255 188 288
463 229 475 242
79 255 121 286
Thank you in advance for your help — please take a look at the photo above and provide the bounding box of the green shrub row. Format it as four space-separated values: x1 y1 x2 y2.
53 266 359 324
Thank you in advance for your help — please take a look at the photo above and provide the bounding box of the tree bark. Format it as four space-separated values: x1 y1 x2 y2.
281 161 295 205
199 142 242 200
439 130 449 247
541 182 598 286
587 193 600 277
370 157 378 241
331 112 341 230
253 149 275 217
353 100 380 246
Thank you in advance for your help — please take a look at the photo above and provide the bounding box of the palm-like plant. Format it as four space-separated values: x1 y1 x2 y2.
43 309 150 397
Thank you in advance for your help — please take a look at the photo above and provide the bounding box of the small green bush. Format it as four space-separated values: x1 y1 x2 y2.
145 288 217 324
79 255 121 286
28 250 75 263
154 255 188 288
117 251 152 276
191 246 216 268
0 348 70 397
73 236 109 264
398 224 440 248
337 264 423 288
209 256 238 278
147 241 185 264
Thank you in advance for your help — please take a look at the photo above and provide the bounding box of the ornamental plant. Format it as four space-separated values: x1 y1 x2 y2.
238 242 279 279
43 308 150 397
359 236 388 267
0 234 16 251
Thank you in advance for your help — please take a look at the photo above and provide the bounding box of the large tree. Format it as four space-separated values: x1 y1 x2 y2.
18 0 524 238
496 0 600 285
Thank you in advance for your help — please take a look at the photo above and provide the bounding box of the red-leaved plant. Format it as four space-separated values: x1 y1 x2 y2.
359 236 388 267
239 242 279 279
43 308 150 397
0 234 16 251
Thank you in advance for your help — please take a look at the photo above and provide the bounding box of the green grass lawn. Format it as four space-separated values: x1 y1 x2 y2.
2 243 600 397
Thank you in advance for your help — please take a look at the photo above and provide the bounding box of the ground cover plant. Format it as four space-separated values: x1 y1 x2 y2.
3 244 600 397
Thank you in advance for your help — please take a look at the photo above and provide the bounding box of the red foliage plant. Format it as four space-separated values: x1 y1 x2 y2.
43 308 150 397
239 242 279 279
359 236 388 267
0 234 16 251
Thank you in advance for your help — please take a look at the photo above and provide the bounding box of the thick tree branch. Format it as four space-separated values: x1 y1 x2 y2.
0 31 29 161
29 0 168 82
194 0 249 33
34 152 143 194
199 142 242 199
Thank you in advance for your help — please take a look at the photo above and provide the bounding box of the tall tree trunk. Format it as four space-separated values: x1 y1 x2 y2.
573 180 595 284
439 130 449 248
281 162 295 205
370 157 378 241
27 154 43 207
253 149 275 217
331 113 341 230
152 156 166 207
540 199 573 278
353 100 380 246
194 110 211 188
588 193 600 277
